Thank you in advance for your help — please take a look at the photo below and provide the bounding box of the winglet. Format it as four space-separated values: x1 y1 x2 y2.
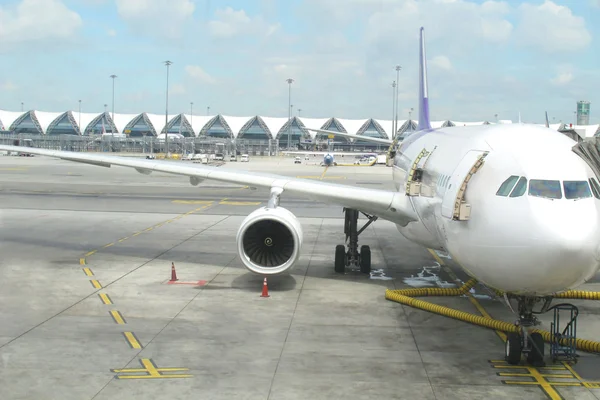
545 111 549 128
417 27 432 131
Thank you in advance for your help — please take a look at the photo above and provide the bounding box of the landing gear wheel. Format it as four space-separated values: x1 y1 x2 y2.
334 245 346 273
505 332 522 365
527 332 545 367
359 245 371 274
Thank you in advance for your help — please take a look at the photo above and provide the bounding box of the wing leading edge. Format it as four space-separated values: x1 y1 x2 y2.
0 145 417 226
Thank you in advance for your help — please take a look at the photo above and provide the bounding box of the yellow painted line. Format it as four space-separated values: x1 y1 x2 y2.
118 237 128 242
82 267 93 276
110 310 126 324
493 364 572 399
90 279 102 289
427 248 507 342
144 227 154 232
319 166 329 180
154 224 163 228
112 358 192 379
123 332 142 349
79 258 86 265
171 200 213 204
0 167 28 171
219 201 261 206
498 372 575 378
132 232 141 236
99 293 113 305
103 242 114 248
85 250 97 257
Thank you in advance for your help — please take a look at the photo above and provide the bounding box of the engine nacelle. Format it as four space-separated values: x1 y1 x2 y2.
236 206 303 275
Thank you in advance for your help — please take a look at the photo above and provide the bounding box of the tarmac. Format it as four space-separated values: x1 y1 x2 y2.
0 154 598 400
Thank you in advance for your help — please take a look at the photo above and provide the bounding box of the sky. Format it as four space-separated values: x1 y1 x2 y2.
0 0 598 124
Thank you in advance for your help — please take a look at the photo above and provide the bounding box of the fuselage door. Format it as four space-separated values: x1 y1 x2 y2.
441 150 488 220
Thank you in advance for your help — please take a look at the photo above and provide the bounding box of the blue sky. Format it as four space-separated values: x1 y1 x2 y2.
0 0 598 124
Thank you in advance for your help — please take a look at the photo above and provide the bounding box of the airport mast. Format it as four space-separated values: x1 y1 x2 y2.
286 78 294 149
164 61 173 156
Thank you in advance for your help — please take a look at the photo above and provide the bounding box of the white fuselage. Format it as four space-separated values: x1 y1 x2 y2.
392 123 600 296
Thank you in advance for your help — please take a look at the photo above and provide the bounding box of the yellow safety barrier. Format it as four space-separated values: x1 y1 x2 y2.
385 280 600 354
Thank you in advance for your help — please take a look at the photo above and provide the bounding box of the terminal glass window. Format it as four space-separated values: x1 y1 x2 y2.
240 119 269 140
496 175 519 196
509 177 527 197
589 178 600 199
529 179 562 199
205 118 230 138
47 114 78 135
563 181 592 200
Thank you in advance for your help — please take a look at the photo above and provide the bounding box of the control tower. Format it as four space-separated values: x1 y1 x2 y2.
577 101 590 125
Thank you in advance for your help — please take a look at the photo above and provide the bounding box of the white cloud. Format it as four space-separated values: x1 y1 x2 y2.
107 29 116 37
515 1 591 53
185 65 217 85
0 0 82 46
1 80 18 91
115 0 194 39
550 72 573 86
170 83 186 95
430 55 452 70
208 7 281 39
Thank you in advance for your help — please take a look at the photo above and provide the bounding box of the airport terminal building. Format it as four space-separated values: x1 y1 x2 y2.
1 109 599 155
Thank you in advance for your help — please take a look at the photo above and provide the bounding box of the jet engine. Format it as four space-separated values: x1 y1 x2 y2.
236 206 303 275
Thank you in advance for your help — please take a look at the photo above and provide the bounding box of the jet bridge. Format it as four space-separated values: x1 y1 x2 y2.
572 138 600 180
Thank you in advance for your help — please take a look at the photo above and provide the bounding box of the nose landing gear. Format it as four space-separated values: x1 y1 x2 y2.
334 208 378 274
504 296 552 367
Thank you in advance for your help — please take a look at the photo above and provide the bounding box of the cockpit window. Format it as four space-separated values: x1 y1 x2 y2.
509 177 527 197
529 180 562 199
589 178 600 199
563 181 592 200
496 175 519 196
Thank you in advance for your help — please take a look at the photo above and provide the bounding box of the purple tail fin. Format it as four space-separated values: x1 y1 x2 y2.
417 27 432 131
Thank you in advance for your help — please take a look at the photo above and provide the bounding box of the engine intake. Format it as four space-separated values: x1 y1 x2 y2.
236 206 303 275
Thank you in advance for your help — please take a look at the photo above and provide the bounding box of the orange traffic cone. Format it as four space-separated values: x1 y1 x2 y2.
260 277 269 298
170 262 178 282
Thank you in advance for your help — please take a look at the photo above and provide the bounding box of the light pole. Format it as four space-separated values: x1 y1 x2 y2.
409 107 414 131
109 75 117 122
21 102 23 112
163 61 173 156
298 108 302 117
391 81 396 138
395 65 401 140
78 100 82 134
190 102 193 136
286 78 294 149
207 106 210 115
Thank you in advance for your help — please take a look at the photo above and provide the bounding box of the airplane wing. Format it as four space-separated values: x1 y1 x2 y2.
306 128 394 146
0 145 417 226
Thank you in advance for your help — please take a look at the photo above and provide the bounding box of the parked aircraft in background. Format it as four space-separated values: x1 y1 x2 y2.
1 27 598 367
282 151 379 166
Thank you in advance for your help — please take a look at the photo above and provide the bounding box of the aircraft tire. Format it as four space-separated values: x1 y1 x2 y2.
527 332 545 366
505 332 522 365
335 245 346 273
359 245 371 274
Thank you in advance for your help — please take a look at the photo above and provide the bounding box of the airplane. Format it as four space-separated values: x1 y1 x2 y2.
1 27 599 366
282 150 379 166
